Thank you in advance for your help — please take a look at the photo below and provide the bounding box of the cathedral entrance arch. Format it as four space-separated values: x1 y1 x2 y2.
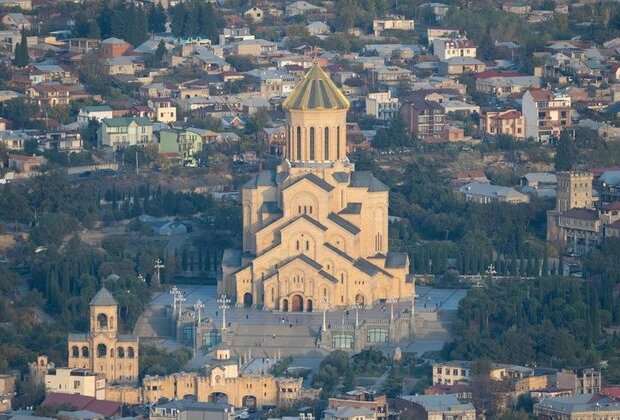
355 294 365 306
243 293 253 308
242 395 257 411
306 299 313 312
282 299 289 312
209 392 228 404
291 295 304 312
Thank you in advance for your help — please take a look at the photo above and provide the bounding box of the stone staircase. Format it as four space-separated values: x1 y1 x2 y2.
226 324 327 357
132 305 173 339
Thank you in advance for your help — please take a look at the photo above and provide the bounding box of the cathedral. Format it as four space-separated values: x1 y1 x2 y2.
220 63 412 311
67 288 139 384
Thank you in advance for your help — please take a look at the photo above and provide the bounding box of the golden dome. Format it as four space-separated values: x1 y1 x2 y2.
282 63 350 110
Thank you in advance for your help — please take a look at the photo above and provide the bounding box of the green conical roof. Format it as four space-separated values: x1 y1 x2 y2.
282 63 350 110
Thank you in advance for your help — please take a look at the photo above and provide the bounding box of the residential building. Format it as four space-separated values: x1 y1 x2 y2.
424 383 473 402
243 6 264 22
0 373 16 412
150 400 236 420
77 106 114 125
306 21 330 36
26 82 89 108
426 28 459 45
481 110 526 139
365 91 399 121
323 406 376 420
232 39 276 56
372 16 414 36
157 129 202 161
219 27 254 45
39 131 83 152
0 0 31 10
433 38 477 61
67 288 140 384
475 73 541 97
44 368 106 400
458 182 530 204
1 13 31 30
148 97 177 123
285 1 326 17
105 56 143 75
245 69 298 100
101 37 132 58
520 172 557 199
41 393 120 418
259 126 287 157
368 66 411 85
432 361 534 385
522 88 571 142
400 98 446 142
8 154 47 173
395 395 476 420
219 64 411 312
68 38 101 54
534 394 620 419
98 117 153 150
439 57 486 75
328 389 387 420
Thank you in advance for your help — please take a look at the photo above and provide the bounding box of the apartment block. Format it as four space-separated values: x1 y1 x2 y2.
522 88 571 142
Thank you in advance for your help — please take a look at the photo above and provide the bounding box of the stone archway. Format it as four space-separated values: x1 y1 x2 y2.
282 299 289 312
306 299 313 312
243 292 253 308
209 392 228 404
291 294 304 312
242 395 257 411
355 294 365 306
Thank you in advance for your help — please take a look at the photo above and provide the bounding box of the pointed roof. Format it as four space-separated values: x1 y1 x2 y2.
90 287 118 306
282 63 350 110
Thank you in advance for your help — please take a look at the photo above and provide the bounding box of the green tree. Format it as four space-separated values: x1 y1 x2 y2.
381 365 404 397
13 30 29 67
154 39 167 62
148 3 167 33
554 129 577 171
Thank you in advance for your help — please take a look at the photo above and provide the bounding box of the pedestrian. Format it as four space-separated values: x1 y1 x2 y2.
216 311 218 316
296 318 298 324
273 334 276 339
290 324 293 328
246 314 249 319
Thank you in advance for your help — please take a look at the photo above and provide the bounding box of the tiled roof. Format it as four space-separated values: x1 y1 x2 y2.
43 393 120 417
349 171 389 192
285 173 335 192
561 208 599 221
327 213 360 235
282 63 349 110
260 201 283 214
385 252 408 268
102 117 151 127
602 202 620 211
339 202 362 214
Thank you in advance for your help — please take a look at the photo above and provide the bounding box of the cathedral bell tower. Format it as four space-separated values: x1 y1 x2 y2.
282 63 350 164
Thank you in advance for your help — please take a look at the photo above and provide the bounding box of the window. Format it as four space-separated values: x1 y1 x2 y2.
81 346 89 357
336 127 341 158
305 241 309 251
118 347 125 358
296 127 301 160
309 127 315 160
97 344 107 357
127 347 135 358
71 346 79 357
324 127 330 160
97 313 108 328
437 367 443 374
74 380 80 389
332 334 354 349
367 328 388 343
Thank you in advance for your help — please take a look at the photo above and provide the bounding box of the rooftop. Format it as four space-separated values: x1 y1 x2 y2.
89 287 118 306
282 63 350 111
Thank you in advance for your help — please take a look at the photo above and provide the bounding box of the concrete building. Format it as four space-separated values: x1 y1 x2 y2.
481 109 526 139
148 97 177 123
400 98 446 142
432 361 534 385
67 288 139 385
97 117 153 150
0 373 16 412
439 57 486 75
77 105 114 126
150 400 236 420
101 37 132 58
328 389 387 420
433 38 477 61
476 74 541 97
426 28 459 45
534 394 620 419
520 172 557 199
365 91 399 121
220 64 411 311
44 368 106 400
323 406 376 420
396 395 476 420
368 66 411 85
522 88 571 142
458 182 530 204
372 16 414 36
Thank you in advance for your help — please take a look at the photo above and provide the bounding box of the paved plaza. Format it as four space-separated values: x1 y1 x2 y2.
151 285 467 329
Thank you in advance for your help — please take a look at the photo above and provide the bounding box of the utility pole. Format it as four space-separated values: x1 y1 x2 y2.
135 149 139 174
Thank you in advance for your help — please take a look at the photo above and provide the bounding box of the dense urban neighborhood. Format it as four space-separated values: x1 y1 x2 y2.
1 0 620 418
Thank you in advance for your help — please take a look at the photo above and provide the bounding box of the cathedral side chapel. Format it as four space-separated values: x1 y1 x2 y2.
220 63 412 312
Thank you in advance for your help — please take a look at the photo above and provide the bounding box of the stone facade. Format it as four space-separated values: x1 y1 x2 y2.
67 288 139 385
220 64 412 311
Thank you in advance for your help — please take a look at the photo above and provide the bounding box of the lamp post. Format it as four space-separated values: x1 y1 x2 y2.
387 298 397 321
194 299 205 325
170 286 181 315
354 303 362 329
193 299 204 357
217 294 231 331
322 297 329 332
153 258 165 289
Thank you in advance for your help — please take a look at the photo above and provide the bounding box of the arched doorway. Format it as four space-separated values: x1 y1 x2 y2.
282 299 289 312
209 392 228 404
306 299 313 312
243 292 253 308
291 295 303 312
355 294 365 306
242 395 257 412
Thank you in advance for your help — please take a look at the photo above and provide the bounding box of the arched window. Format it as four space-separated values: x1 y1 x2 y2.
97 313 108 328
110 348 114 357
324 127 330 160
309 127 315 160
127 347 135 358
117 347 125 358
97 344 107 358
288 127 292 158
336 126 341 159
81 346 89 358
71 346 79 358
296 127 301 160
